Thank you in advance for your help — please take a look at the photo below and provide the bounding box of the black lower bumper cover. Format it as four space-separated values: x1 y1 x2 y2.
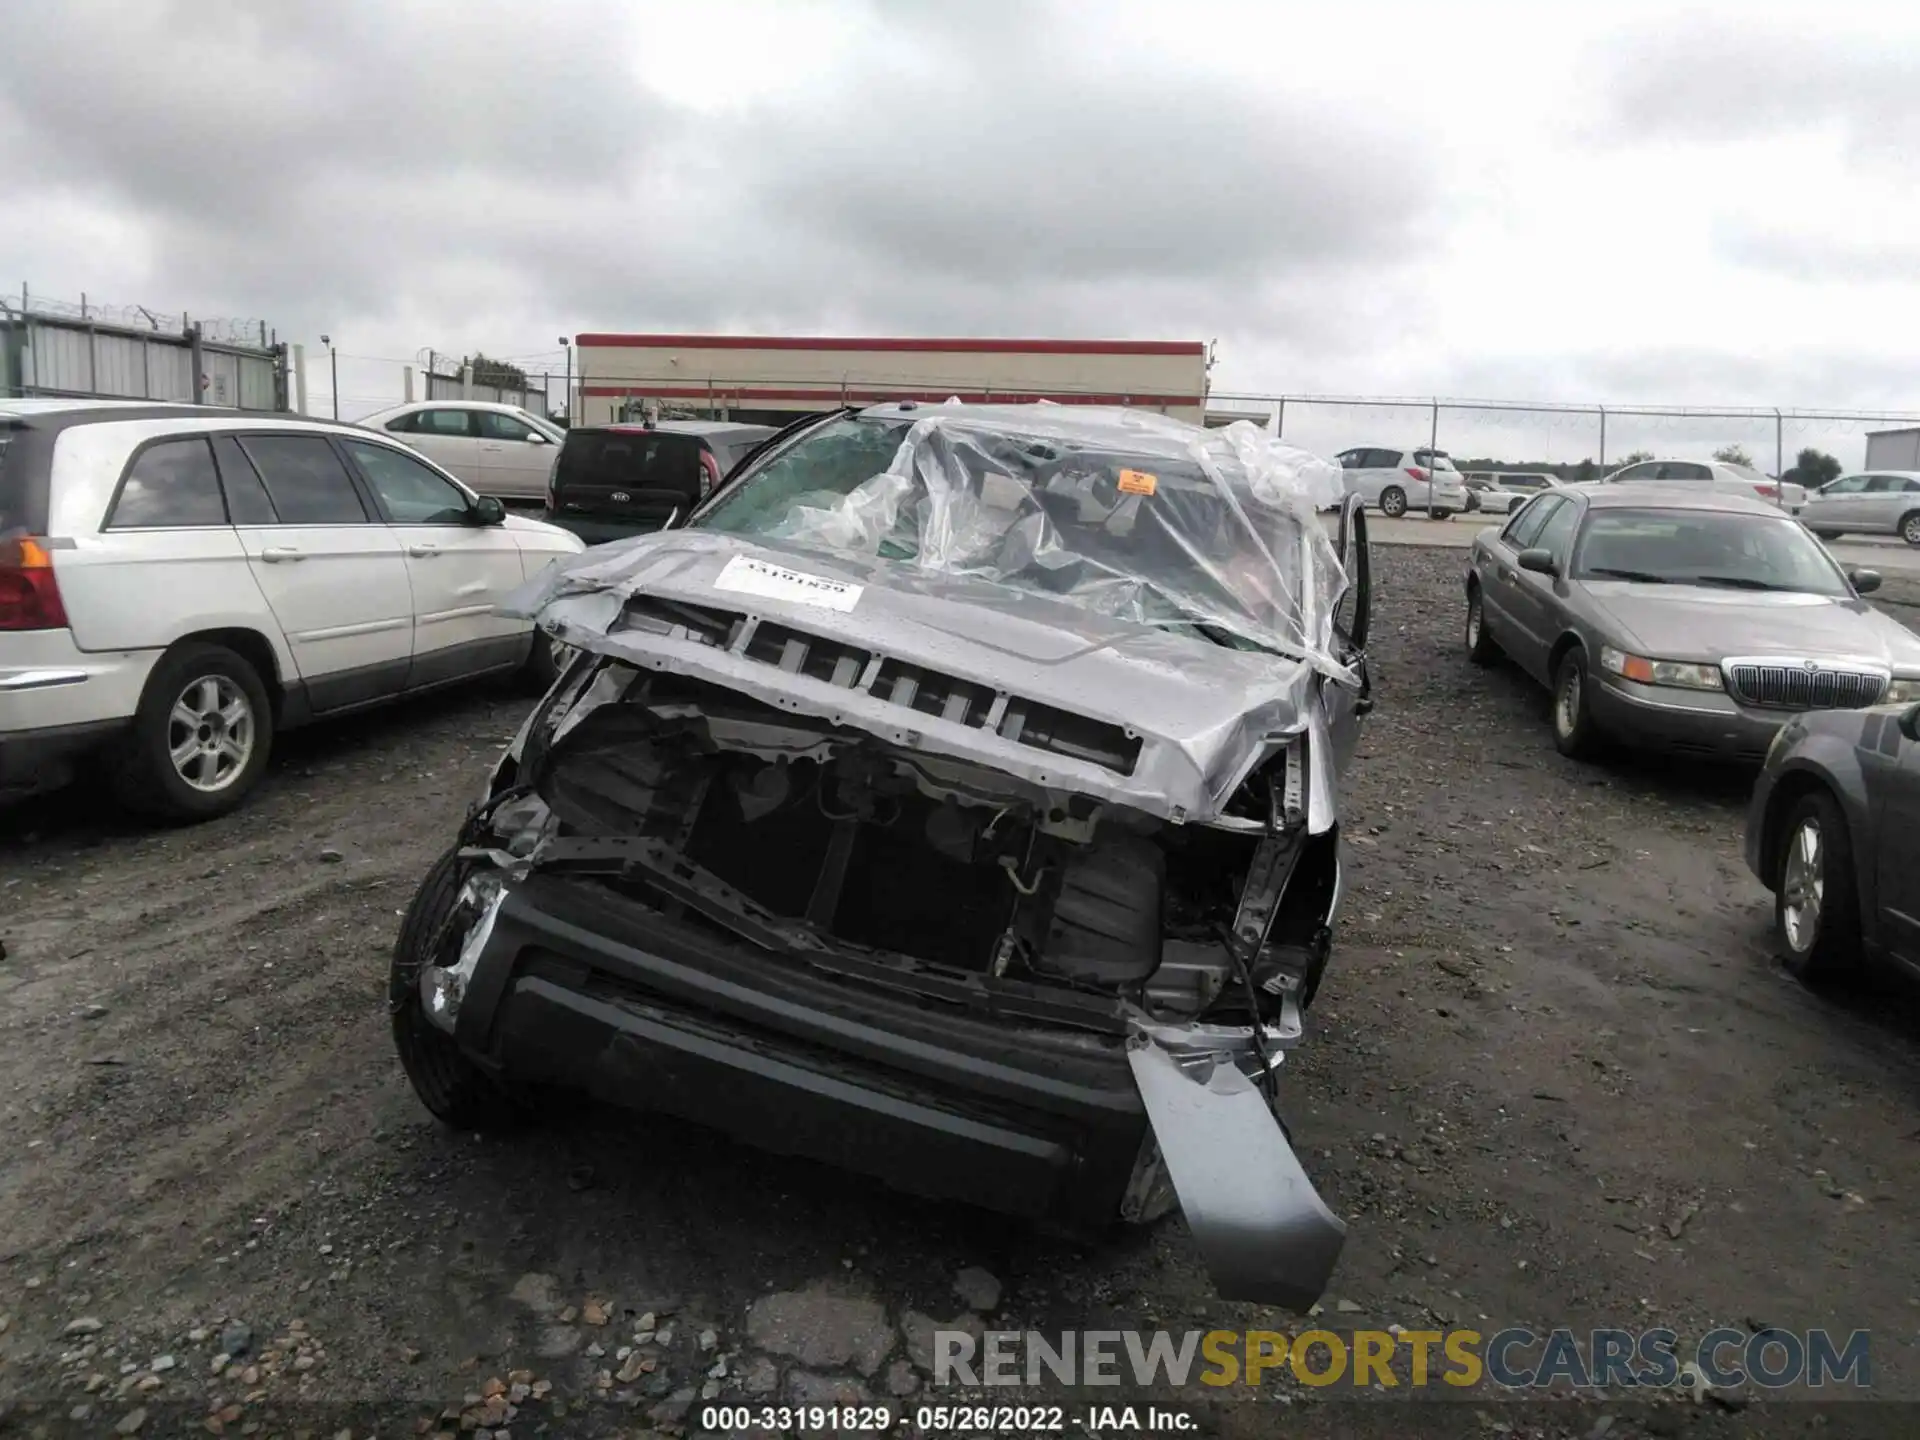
455 876 1151 1226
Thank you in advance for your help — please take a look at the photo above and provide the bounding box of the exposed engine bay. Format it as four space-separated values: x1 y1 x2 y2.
473 658 1340 1040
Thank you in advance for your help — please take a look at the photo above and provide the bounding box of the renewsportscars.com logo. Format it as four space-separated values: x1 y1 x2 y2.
932 1327 1872 1391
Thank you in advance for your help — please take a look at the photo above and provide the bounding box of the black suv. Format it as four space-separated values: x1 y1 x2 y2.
543 420 777 543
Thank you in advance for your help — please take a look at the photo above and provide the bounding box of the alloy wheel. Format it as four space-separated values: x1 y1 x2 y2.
1780 817 1824 953
167 674 255 793
1904 515 1920 546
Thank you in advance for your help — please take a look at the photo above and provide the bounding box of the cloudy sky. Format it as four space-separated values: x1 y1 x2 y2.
5 0 1918 464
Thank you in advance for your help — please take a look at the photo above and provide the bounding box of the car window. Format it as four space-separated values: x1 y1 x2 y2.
478 411 537 443
1414 450 1457 471
1572 507 1851 597
1504 495 1560 549
1866 475 1908 493
1368 448 1405 469
1533 495 1580 563
345 440 472 524
107 438 228 528
211 436 278 523
1336 450 1363 469
412 409 476 438
1656 462 1712 481
1819 474 1868 495
237 435 369 524
698 415 914 535
1609 463 1656 482
382 414 417 434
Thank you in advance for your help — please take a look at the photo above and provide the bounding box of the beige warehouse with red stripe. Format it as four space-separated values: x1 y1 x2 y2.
571 333 1210 426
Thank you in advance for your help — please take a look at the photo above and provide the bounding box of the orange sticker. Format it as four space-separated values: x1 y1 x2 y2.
1117 468 1158 496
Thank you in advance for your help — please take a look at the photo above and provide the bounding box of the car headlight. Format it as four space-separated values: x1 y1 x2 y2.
1887 676 1920 704
1600 645 1724 691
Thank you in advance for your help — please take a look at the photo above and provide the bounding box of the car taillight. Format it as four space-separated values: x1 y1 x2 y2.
1405 466 1429 482
0 536 69 631
698 450 720 501
1753 484 1779 499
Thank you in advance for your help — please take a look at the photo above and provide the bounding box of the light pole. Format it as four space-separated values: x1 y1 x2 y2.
558 337 572 425
320 334 338 420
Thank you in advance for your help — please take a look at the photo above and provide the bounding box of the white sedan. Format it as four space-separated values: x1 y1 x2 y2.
359 401 564 502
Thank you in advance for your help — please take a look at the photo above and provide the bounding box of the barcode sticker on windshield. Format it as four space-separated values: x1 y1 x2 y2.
712 554 863 612
1117 468 1158 496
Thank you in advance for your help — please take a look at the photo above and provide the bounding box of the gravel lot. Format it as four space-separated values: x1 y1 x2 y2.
3 545 1920 1437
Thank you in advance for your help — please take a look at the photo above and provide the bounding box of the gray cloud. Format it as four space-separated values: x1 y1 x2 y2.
1714 219 1920 284
0 0 1441 357
1597 20 1920 162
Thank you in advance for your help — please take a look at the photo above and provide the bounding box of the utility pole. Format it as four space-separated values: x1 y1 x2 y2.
320 334 338 419
559 337 572 424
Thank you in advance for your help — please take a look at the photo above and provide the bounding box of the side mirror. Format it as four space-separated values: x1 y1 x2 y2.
525 431 550 445
471 496 507 527
1516 547 1558 577
1901 702 1920 743
1849 568 1882 595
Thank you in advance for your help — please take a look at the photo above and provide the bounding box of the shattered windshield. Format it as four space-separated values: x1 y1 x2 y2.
698 406 1350 667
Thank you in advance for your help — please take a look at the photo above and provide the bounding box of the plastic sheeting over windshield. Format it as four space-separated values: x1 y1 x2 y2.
703 404 1354 681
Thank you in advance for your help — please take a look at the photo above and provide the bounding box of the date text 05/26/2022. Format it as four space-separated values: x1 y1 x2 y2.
696 1405 1197 1433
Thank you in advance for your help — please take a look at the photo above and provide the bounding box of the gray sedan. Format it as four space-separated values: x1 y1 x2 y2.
1464 485 1920 760
1746 702 1920 985
1797 471 1920 545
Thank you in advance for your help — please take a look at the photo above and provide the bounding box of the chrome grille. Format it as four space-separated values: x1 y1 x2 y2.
1726 662 1885 711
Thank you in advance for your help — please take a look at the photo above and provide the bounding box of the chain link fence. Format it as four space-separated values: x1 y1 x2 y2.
1205 394 1920 479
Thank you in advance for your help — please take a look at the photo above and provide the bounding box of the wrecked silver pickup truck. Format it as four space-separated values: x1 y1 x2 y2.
390 402 1374 1310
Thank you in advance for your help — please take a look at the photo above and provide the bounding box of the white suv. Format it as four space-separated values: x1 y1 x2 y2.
0 400 584 821
1334 446 1470 517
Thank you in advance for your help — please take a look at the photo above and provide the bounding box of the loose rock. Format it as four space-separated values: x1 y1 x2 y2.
746 1285 893 1377
952 1267 1002 1313
64 1317 106 1336
902 1310 984 1373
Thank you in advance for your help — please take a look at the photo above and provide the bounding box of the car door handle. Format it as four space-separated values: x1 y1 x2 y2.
260 546 304 563
407 543 440 558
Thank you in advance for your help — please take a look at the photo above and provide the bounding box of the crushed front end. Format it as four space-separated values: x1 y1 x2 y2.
391 405 1367 1310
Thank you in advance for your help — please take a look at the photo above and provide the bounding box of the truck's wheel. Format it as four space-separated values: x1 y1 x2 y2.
113 642 273 822
390 850 527 1132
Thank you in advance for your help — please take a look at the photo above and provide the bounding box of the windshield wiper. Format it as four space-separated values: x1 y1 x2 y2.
1690 575 1797 592
1585 567 1671 584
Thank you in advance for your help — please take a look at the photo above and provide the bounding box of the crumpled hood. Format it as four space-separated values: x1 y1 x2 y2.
1587 583 1920 668
504 529 1327 823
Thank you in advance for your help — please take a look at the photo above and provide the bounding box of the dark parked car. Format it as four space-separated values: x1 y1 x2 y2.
1746 702 1920 984
542 420 777 544
390 402 1374 1309
1464 486 1920 760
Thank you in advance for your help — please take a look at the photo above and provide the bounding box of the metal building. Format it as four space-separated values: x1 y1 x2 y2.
1865 428 1920 471
1 291 287 410
571 333 1210 426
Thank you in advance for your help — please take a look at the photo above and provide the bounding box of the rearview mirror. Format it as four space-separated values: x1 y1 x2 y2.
471 496 506 526
1849 567 1882 594
1516 547 1558 577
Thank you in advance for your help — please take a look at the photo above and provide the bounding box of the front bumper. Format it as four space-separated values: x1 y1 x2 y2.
453 874 1156 1228
432 868 1345 1304
1586 676 1785 761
